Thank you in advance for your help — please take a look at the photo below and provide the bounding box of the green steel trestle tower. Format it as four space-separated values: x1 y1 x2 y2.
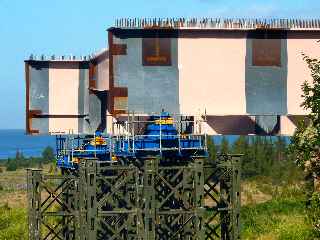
27 113 241 239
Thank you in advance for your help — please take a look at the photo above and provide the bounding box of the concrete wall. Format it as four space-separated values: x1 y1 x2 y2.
287 32 320 115
29 63 49 112
78 67 89 133
109 29 320 135
26 29 320 136
112 30 320 118
245 36 288 115
29 63 49 133
113 36 179 114
49 63 76 133
27 61 93 134
96 57 109 90
48 62 79 115
178 37 247 115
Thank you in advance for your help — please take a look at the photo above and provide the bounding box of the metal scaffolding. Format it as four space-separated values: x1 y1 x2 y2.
27 154 241 240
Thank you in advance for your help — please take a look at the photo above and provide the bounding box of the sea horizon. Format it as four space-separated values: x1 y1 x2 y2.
0 129 56 160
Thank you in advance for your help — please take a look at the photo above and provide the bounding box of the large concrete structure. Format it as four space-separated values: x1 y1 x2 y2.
25 18 320 135
25 51 108 134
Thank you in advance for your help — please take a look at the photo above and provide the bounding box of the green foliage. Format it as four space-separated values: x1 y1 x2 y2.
290 54 320 177
206 135 300 181
241 186 319 240
206 137 217 164
4 146 56 171
48 163 56 174
5 158 17 171
42 146 55 164
220 136 229 154
0 206 27 240
289 53 320 233
308 191 320 232
229 136 298 181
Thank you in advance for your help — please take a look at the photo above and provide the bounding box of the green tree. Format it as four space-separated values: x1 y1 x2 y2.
41 146 55 164
289 53 320 232
207 137 217 163
6 158 17 171
232 136 247 154
220 136 229 154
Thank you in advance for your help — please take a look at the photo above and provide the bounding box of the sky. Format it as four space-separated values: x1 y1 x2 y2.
0 0 319 130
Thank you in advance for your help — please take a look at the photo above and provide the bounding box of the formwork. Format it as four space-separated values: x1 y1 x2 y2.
27 154 241 240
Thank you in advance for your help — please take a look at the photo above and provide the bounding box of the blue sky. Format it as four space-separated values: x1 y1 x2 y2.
0 0 319 130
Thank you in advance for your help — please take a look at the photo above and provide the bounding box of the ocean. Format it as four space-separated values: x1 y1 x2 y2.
0 129 56 160
0 129 288 160
0 129 239 160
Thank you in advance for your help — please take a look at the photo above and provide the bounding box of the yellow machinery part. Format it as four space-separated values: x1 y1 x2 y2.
72 157 80 164
90 136 106 145
155 117 174 125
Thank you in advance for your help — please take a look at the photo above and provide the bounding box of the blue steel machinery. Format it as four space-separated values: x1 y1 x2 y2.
27 112 241 240
56 112 207 170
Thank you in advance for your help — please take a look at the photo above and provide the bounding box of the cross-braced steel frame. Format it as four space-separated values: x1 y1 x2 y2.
27 154 241 240
27 169 79 240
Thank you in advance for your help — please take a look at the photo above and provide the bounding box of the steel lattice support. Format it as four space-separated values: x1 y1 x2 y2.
27 169 42 240
27 154 241 240
27 169 79 240
143 157 157 239
79 158 142 240
203 154 241 240
152 158 205 240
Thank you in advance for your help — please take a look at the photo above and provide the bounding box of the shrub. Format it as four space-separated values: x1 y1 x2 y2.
5 159 17 171
308 191 320 233
42 146 55 164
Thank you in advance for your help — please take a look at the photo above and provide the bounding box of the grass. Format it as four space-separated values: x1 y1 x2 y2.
241 177 320 240
0 165 57 240
0 205 27 240
0 168 27 209
0 167 28 240
241 198 318 239
0 166 319 239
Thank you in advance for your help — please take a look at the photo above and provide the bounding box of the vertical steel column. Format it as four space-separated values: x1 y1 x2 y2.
203 154 242 240
136 165 144 240
79 162 87 240
182 164 194 238
82 158 98 240
193 157 205 239
27 169 42 240
231 156 241 240
143 157 158 239
62 173 78 240
219 154 242 240
219 158 231 240
73 173 81 240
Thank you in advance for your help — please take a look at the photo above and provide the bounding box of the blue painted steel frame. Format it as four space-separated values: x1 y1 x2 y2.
56 112 207 170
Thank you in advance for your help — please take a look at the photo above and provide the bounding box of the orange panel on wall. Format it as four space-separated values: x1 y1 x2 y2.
142 38 171 66
252 39 281 67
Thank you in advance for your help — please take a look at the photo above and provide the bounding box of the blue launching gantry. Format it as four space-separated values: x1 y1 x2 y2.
56 112 207 170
